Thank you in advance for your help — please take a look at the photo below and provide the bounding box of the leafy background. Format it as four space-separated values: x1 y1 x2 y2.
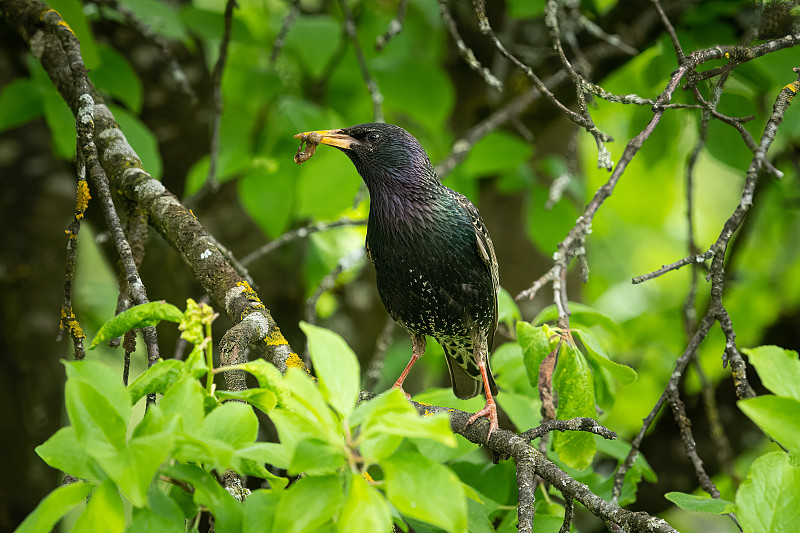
2 0 800 531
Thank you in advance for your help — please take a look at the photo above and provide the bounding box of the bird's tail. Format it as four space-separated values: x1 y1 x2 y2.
441 340 499 400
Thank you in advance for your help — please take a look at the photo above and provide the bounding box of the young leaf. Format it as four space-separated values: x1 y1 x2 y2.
574 329 637 385
736 452 800 533
71 478 124 533
271 474 343 532
516 322 552 387
216 388 278 414
163 463 244 532
35 427 99 481
127 359 184 404
243 489 281 533
665 492 735 514
300 322 360 417
89 301 183 349
743 345 800 400
382 451 467 533
531 302 620 334
338 472 392 533
738 395 800 456
202 401 259 447
553 343 596 470
129 485 185 533
15 482 94 533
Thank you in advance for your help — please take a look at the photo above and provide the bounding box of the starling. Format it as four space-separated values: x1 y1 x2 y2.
295 123 500 436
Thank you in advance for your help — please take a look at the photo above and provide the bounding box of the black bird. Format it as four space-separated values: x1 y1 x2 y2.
295 123 500 436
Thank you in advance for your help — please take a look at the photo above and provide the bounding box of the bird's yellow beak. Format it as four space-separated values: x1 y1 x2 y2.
293 129 356 150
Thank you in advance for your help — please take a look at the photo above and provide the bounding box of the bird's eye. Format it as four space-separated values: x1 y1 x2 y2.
367 132 381 143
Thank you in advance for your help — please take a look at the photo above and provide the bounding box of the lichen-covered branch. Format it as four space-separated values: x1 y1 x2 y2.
3 0 301 393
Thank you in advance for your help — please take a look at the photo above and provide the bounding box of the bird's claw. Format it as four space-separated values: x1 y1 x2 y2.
465 400 499 443
391 384 412 400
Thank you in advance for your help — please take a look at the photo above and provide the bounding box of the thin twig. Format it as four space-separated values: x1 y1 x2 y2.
241 218 366 266
375 0 408 51
338 0 384 122
271 0 301 62
438 0 502 90
521 417 617 441
189 0 237 203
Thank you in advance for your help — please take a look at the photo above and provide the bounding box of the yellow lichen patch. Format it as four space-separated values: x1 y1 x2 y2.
236 281 266 319
56 20 75 36
285 352 308 372
782 81 799 95
75 180 91 219
724 52 730 59
60 308 86 340
265 328 288 346
362 471 374 483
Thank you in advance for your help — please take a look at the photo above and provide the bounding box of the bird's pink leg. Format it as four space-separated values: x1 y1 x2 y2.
465 359 499 440
392 334 426 398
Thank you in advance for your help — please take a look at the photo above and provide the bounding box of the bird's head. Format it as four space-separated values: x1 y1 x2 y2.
294 123 438 191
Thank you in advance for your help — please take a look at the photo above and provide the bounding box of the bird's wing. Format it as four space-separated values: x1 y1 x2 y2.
450 190 499 347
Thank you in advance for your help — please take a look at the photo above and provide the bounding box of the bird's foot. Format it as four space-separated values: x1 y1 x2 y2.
465 398 499 443
391 384 412 400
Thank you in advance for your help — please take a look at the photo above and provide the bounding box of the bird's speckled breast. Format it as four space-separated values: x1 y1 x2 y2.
366 196 495 339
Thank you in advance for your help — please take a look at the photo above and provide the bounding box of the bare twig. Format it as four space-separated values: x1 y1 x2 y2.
271 0 301 62
241 218 366 266
521 417 617 441
338 0 384 122
375 0 408 50
188 0 237 203
438 0 503 90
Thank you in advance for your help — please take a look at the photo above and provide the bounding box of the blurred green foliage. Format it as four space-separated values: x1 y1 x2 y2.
5 0 800 531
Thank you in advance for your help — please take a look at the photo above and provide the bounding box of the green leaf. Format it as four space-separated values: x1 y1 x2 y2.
516 322 552 388
496 391 540 433
531 302 621 334
665 492 735 514
102 432 175 508
738 395 800 455
553 343 597 470
243 489 281 533
353 389 457 455
462 131 533 178
289 438 348 475
300 322 360 418
736 452 800 533
90 45 143 113
129 485 185 533
116 0 187 40
743 345 800 400
163 464 243 531
382 451 467 533
338 472 392 533
128 359 185 404
497 287 522 330
35 427 98 481
15 482 94 533
271 475 343 533
238 165 294 239
65 378 128 452
71 479 124 533
0 78 43 131
202 401 258 447
216 388 278 414
283 15 343 78
43 87 76 159
90 301 183 349
223 358 286 404
574 329 637 385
